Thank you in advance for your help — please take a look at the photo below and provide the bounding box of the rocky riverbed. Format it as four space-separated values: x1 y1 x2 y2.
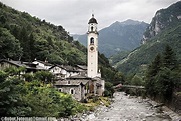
58 92 181 121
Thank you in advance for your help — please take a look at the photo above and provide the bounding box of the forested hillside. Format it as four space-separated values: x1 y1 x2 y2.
0 2 86 65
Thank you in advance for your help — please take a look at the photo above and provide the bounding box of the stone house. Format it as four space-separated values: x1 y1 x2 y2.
54 75 90 101
54 75 105 101
91 77 105 96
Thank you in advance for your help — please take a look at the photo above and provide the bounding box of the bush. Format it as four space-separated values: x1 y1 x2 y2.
0 68 87 117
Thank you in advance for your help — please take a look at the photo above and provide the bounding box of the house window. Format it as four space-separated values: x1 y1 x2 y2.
58 88 63 92
70 88 75 94
68 81 70 84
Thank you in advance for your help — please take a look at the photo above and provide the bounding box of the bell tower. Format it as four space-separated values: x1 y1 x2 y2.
87 14 99 78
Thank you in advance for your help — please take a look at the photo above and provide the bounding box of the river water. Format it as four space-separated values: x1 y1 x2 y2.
83 92 181 121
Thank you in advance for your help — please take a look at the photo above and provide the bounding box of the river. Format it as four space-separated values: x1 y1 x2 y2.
83 92 181 121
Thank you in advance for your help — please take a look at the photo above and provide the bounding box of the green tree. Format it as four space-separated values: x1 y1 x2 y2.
145 46 180 102
113 72 125 85
19 27 31 61
147 54 162 77
0 15 6 24
0 27 22 60
29 33 36 60
163 45 178 70
155 67 174 102
34 71 54 84
0 70 29 116
145 54 162 98
103 82 114 97
22 87 59 117
131 75 144 86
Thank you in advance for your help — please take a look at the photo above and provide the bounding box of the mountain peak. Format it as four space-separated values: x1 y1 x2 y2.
110 19 146 27
121 19 142 25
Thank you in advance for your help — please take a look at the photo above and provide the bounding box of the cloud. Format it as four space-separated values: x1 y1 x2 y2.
1 0 179 34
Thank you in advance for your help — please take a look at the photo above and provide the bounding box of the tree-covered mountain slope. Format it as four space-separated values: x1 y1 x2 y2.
114 1 181 75
0 2 86 65
73 19 148 57
0 2 125 85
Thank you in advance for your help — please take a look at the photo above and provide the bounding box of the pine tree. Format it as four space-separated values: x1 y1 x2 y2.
155 67 174 102
29 33 36 60
145 54 162 98
19 27 31 61
148 54 162 77
145 45 180 102
163 45 178 70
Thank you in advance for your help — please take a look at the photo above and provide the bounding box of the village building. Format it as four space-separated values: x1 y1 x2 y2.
32 60 53 70
0 59 46 73
49 65 81 80
54 75 91 101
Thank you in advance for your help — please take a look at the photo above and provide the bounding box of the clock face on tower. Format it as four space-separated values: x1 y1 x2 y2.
90 46 95 52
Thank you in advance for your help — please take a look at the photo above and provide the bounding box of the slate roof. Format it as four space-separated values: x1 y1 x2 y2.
49 64 80 72
55 79 89 86
33 60 53 66
66 75 91 80
88 14 98 24
0 59 46 70
76 65 87 70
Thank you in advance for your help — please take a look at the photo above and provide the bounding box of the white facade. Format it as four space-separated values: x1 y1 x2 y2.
87 15 99 78
49 65 80 78
32 61 52 70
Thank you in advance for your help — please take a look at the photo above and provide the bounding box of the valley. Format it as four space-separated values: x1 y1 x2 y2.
0 0 181 120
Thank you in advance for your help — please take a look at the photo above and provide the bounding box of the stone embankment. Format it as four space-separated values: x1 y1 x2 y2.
58 92 181 121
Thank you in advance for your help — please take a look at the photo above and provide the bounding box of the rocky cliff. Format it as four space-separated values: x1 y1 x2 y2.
142 1 181 44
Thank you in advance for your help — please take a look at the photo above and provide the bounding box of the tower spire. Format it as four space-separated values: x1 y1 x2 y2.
92 13 94 18
92 9 94 18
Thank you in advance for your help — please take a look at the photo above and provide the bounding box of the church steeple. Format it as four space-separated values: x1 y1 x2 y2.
88 14 98 34
88 14 98 24
87 14 99 78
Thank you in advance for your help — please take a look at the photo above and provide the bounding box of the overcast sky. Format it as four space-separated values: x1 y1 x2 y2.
1 0 180 34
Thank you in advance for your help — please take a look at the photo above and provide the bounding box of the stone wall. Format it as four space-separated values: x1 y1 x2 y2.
56 85 82 101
